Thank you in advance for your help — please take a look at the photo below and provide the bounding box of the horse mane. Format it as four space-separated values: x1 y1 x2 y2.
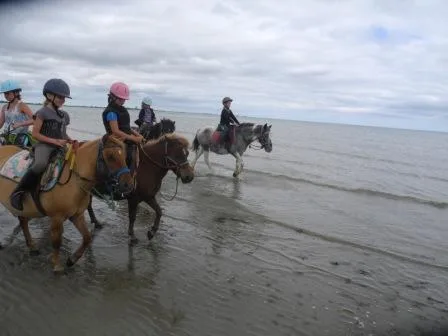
160 117 174 123
239 122 255 127
144 132 189 148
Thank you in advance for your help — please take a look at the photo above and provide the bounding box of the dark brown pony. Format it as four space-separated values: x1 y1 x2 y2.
87 133 194 243
0 135 134 272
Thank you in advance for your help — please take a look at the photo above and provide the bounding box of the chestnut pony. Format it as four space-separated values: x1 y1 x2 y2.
87 133 194 243
0 134 134 272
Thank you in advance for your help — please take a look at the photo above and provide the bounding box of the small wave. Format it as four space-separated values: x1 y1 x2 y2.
67 127 102 137
244 169 448 209
67 126 448 210
266 218 448 271
165 194 448 272
301 146 374 162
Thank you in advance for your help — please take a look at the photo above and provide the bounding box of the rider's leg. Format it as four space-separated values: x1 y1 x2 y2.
10 144 54 210
126 142 137 176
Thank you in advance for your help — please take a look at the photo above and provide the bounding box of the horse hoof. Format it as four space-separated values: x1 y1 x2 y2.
147 231 155 240
94 221 104 230
66 257 75 268
233 172 237 177
53 265 65 273
129 236 139 245
29 249 40 256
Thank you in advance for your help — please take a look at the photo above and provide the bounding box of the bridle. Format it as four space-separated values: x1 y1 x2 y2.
139 139 189 173
138 138 190 201
249 126 270 150
95 139 131 185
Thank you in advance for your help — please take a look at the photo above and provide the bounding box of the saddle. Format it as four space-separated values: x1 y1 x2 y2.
211 125 236 146
0 144 76 192
0 132 36 149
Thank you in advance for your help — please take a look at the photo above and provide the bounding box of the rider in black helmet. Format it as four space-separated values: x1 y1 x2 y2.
10 78 74 210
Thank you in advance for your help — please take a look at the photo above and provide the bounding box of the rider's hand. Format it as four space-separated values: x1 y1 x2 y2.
135 134 144 143
11 123 17 130
54 139 68 147
71 140 80 151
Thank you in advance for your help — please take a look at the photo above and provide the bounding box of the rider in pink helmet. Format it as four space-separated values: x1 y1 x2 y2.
102 81 143 177
109 82 130 100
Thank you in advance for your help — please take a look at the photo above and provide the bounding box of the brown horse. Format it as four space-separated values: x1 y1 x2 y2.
87 133 195 243
0 135 134 272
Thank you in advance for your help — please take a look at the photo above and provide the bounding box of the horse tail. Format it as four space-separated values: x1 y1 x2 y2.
192 135 200 151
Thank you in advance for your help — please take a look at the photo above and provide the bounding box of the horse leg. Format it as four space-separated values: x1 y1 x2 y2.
232 152 243 177
128 195 140 244
66 213 92 268
145 196 162 241
18 216 39 255
204 149 212 170
191 146 204 169
50 216 65 273
87 195 104 229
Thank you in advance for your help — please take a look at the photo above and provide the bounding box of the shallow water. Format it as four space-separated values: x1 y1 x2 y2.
0 107 447 335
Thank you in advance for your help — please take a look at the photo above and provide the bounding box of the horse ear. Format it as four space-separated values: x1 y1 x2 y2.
268 124 272 129
263 123 267 131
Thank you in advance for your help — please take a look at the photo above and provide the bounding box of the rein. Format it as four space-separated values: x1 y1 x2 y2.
138 140 188 201
248 126 267 150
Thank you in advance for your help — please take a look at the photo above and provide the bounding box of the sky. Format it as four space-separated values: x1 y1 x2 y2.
0 0 447 132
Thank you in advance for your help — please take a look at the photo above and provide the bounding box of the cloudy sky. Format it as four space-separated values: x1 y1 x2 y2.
0 0 447 131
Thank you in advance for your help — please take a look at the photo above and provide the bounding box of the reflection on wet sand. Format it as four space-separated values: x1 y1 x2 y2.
0 163 447 335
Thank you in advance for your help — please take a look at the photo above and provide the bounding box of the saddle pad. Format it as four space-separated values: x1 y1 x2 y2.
0 150 31 181
211 131 223 144
0 149 64 191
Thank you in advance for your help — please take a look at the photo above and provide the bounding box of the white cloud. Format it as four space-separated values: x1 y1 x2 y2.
0 0 447 131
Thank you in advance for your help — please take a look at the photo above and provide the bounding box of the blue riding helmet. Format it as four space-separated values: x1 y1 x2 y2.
142 96 152 106
0 80 22 93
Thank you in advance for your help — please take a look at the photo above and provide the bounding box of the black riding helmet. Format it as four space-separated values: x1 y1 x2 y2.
43 78 71 99
222 97 233 104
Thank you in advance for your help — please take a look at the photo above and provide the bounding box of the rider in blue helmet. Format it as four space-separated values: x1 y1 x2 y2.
135 96 156 128
0 80 34 146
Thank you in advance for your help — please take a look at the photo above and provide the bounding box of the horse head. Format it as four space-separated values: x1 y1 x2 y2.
257 123 273 152
141 118 176 140
142 133 194 183
98 134 135 195
237 123 273 152
159 118 176 135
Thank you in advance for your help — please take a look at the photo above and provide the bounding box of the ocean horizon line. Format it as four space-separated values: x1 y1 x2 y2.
1 100 446 134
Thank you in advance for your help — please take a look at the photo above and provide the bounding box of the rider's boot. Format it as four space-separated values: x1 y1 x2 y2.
10 170 40 211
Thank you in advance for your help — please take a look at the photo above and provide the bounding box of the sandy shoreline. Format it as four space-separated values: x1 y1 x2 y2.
0 184 447 336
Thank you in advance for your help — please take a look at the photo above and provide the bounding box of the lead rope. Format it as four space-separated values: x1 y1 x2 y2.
159 176 180 201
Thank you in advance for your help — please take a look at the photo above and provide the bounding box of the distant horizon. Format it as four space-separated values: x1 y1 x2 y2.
1 100 446 134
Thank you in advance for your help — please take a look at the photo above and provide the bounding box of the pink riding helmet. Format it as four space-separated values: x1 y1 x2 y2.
109 82 130 100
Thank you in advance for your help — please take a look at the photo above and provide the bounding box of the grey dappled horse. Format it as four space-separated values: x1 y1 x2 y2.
191 123 272 177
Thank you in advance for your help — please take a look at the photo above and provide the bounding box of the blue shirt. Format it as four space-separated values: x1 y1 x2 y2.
106 112 118 121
